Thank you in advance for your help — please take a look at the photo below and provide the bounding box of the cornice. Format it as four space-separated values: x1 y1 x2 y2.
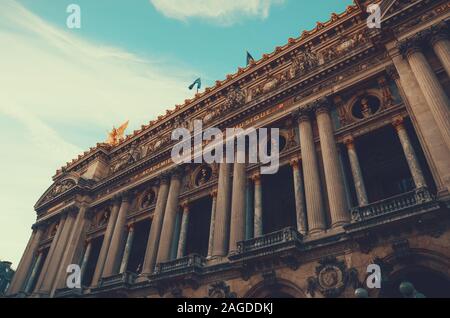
54 2 364 176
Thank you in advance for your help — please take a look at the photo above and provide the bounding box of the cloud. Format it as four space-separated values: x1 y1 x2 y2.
150 0 284 25
0 0 197 266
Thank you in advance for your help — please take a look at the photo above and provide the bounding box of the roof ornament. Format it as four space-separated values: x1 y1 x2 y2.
106 120 129 146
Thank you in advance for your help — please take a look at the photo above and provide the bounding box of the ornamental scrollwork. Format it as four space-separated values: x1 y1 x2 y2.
44 179 76 202
307 256 360 298
207 281 236 298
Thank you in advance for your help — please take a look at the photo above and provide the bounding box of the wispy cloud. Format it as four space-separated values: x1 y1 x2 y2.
149 0 285 25
0 0 197 265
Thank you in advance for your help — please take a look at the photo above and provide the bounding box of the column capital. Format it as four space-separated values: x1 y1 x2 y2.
343 135 355 150
250 173 261 184
430 21 449 46
119 190 132 203
127 223 135 231
312 97 332 115
210 189 218 198
289 157 301 168
398 32 428 59
293 107 312 123
392 116 406 132
158 173 171 185
180 201 190 212
85 239 92 247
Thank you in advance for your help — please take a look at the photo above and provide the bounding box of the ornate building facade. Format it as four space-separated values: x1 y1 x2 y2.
7 0 450 298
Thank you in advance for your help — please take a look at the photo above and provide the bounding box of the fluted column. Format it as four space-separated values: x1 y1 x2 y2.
298 111 326 234
24 250 44 294
7 225 43 295
91 197 120 285
207 190 217 258
212 162 232 257
251 174 263 237
102 194 131 277
141 177 170 274
229 160 247 254
290 158 307 235
245 179 254 240
431 32 450 77
80 240 92 284
53 203 92 293
176 203 190 258
401 41 450 150
33 212 67 294
343 136 368 206
316 102 349 227
119 224 135 273
156 172 182 263
40 207 77 294
393 117 427 188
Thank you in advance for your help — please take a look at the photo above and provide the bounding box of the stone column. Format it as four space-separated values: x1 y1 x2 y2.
103 194 131 277
290 158 307 235
298 110 326 234
343 136 369 206
53 203 92 293
400 41 450 150
176 203 190 258
207 190 217 258
80 240 92 284
431 32 450 77
40 207 77 294
229 161 247 254
24 250 44 294
169 210 182 260
7 225 43 295
156 172 182 263
141 176 170 274
316 102 349 227
388 42 450 194
119 224 135 273
245 179 254 240
91 197 120 285
393 117 427 188
212 162 232 257
33 212 67 294
252 174 263 237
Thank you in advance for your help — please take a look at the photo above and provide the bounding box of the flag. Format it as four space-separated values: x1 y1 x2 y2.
189 78 201 90
246 51 255 65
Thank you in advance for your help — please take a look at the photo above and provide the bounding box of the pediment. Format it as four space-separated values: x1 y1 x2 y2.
35 173 80 209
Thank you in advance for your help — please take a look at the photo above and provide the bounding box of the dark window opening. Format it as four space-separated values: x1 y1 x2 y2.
261 165 297 234
356 126 415 203
126 219 151 274
82 236 103 287
380 266 450 298
185 196 212 257
28 247 49 293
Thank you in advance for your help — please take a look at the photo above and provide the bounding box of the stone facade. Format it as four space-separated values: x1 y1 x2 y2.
7 0 450 298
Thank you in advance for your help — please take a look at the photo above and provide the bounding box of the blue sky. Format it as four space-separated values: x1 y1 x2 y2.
0 0 353 267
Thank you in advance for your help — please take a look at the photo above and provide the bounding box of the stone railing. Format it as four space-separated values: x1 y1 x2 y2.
153 254 206 276
351 187 434 222
98 271 136 288
235 227 302 255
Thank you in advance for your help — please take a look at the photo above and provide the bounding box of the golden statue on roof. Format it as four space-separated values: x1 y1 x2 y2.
106 120 129 146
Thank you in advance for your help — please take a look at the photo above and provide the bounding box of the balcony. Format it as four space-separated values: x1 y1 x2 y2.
152 254 206 279
229 227 303 262
346 187 440 232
